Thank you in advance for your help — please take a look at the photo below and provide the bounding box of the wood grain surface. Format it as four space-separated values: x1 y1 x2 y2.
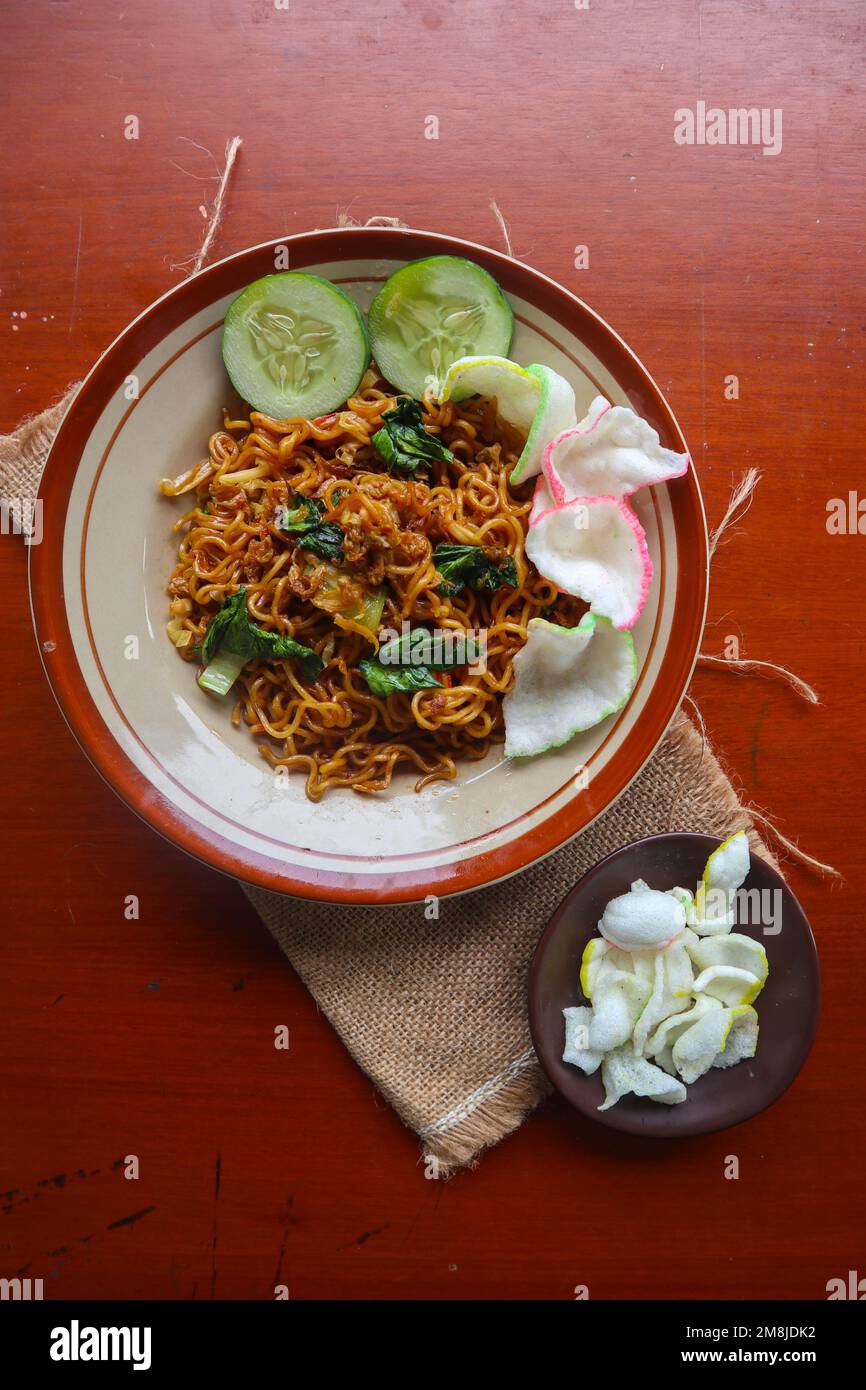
1 0 864 1300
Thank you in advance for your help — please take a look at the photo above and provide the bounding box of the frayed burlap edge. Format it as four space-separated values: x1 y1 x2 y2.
0 384 81 505
419 1050 552 1176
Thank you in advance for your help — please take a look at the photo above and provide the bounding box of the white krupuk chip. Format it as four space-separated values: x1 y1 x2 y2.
671 1004 759 1084
599 884 686 951
693 830 752 934
599 1042 687 1111
692 964 762 1008
563 1006 604 1075
525 488 652 630
671 1008 737 1085
503 613 636 758
632 942 695 1055
587 972 652 1053
543 395 690 506
566 831 768 1109
686 932 768 996
438 355 576 484
643 993 723 1061
704 830 751 893
581 937 656 1001
711 1005 759 1070
669 885 695 919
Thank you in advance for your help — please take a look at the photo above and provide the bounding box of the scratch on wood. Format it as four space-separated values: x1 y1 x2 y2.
4 1166 104 1215
337 1223 389 1251
273 1229 288 1288
68 211 83 334
107 1205 156 1231
210 1150 222 1297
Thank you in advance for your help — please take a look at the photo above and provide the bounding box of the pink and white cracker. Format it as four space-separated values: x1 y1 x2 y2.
526 484 653 630
543 395 690 506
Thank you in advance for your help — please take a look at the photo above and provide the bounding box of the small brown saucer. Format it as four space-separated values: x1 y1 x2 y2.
528 833 820 1136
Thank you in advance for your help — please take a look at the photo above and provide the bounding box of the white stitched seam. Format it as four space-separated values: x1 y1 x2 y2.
419 1047 539 1138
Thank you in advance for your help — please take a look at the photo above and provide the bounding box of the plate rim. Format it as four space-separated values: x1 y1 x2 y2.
29 226 709 903
527 831 822 1136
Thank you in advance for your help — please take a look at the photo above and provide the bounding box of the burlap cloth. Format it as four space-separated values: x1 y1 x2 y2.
2 385 777 1174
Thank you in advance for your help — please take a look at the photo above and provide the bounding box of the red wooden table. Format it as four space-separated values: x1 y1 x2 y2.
2 0 864 1300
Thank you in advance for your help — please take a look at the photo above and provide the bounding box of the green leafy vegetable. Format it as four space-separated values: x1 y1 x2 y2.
279 491 320 532
297 521 345 563
432 543 518 597
199 587 323 696
359 659 441 696
371 397 454 477
279 490 344 562
360 625 484 695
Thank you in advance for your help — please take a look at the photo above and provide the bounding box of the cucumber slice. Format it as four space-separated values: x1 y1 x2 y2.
222 273 370 418
367 256 513 398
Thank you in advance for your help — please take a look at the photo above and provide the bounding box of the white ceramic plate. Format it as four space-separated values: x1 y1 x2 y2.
31 228 707 902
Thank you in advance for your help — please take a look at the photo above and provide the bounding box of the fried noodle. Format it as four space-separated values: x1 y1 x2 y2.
161 369 582 800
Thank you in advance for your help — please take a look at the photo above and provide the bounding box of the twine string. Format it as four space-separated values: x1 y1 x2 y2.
687 468 836 876
708 466 760 558
698 653 819 704
746 808 843 880
170 136 242 276
329 205 516 259
489 201 513 258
